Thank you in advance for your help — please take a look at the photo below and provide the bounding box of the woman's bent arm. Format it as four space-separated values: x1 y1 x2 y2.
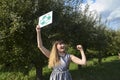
70 45 86 65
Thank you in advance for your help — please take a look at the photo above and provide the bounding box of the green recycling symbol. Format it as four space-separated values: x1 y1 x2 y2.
40 14 51 26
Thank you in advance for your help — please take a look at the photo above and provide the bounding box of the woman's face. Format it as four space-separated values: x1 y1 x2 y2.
56 43 65 53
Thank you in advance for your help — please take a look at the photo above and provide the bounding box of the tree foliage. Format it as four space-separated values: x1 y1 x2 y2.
0 0 120 80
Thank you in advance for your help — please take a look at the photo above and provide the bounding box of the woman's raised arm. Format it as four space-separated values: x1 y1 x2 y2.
36 25 50 58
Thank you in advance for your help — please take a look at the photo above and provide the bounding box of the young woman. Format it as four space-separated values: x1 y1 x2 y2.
36 25 86 80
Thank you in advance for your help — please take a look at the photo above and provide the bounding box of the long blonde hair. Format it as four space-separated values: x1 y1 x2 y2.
48 40 64 68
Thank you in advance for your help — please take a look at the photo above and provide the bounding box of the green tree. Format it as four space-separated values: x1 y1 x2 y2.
0 0 81 79
0 0 60 79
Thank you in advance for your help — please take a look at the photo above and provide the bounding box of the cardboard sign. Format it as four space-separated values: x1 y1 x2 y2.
38 11 53 28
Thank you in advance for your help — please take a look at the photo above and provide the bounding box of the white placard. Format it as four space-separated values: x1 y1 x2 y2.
38 11 53 28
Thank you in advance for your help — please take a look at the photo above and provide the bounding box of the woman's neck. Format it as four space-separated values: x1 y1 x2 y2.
58 52 65 57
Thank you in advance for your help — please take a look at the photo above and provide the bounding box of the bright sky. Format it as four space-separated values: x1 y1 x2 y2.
81 0 120 30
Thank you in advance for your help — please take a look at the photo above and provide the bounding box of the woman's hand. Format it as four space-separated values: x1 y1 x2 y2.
76 45 83 51
36 25 40 32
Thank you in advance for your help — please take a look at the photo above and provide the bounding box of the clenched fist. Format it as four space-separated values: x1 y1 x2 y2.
76 45 83 51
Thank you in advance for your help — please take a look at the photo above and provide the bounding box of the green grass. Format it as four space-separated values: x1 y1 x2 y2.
0 56 120 80
70 56 120 80
0 71 28 80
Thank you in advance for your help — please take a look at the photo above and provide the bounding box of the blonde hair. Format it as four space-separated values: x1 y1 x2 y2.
48 40 64 68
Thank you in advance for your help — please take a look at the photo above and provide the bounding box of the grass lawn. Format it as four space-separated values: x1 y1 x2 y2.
70 56 120 80
0 56 120 80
